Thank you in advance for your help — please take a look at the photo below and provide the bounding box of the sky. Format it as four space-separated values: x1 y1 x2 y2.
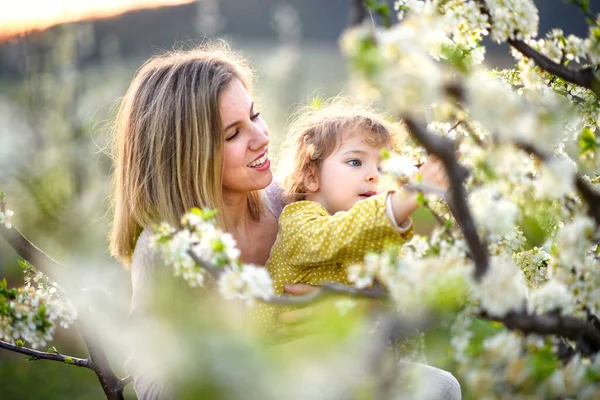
0 0 195 39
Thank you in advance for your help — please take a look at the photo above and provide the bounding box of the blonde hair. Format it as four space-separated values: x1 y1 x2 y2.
279 98 406 203
110 42 262 267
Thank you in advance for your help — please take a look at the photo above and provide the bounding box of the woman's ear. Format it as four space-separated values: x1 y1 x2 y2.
304 165 319 192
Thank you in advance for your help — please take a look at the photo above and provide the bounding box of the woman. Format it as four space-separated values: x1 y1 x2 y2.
110 42 460 399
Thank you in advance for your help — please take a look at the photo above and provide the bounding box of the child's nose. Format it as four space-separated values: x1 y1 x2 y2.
365 168 380 182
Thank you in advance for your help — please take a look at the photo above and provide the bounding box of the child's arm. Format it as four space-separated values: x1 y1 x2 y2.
388 154 450 226
279 194 413 268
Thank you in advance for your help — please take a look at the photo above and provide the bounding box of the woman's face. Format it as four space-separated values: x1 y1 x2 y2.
219 78 272 196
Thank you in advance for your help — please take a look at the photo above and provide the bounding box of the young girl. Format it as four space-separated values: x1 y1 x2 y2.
250 100 450 332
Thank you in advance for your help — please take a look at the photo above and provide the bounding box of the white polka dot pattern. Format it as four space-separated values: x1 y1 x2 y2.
247 193 414 335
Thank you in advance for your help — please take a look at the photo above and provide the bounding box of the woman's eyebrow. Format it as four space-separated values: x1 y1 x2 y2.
223 102 254 131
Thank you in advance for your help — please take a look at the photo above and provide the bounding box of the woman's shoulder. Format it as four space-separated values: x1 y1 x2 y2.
264 178 286 219
130 228 168 313
132 228 162 272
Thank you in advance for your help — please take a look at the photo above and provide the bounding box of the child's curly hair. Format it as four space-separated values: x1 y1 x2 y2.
278 98 407 203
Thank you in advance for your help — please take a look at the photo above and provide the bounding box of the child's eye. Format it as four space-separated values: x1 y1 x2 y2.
251 112 261 121
377 166 384 174
347 159 362 167
225 129 239 141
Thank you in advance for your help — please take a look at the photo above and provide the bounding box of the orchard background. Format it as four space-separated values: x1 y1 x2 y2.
0 1 599 399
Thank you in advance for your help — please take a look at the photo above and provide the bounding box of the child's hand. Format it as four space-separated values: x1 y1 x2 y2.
417 154 451 192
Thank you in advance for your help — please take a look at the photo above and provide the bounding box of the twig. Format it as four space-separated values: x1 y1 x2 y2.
265 282 387 306
0 215 127 398
187 249 221 279
403 181 448 197
508 39 600 99
475 0 600 99
349 0 369 27
514 140 600 225
0 340 90 368
0 225 65 281
403 117 489 280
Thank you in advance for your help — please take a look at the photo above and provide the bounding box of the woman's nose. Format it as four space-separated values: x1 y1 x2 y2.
249 124 270 150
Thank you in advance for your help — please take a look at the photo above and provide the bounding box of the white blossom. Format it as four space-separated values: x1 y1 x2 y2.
476 254 527 316
218 264 274 306
486 0 539 43
0 209 14 229
552 215 594 269
380 154 418 180
534 156 577 199
514 247 550 288
528 280 574 315
483 331 523 365
470 187 520 237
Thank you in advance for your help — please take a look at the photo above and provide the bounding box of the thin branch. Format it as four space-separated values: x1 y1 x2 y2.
0 210 128 398
349 0 369 27
508 39 600 99
403 117 489 280
0 225 65 280
265 282 387 306
79 326 125 400
475 0 600 99
187 249 221 279
514 140 600 225
480 310 600 353
119 375 133 389
0 340 90 368
403 181 448 197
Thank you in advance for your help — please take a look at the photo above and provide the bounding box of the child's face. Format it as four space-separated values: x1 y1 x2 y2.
307 130 386 214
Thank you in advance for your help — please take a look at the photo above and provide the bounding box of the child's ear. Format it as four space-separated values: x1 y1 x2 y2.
304 166 319 192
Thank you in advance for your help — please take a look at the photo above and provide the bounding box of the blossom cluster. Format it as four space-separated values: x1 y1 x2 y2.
343 0 600 396
153 208 274 305
0 262 77 349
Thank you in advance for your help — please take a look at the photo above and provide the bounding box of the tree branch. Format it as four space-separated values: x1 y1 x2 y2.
0 225 65 280
480 310 600 353
514 140 600 225
0 208 127 399
508 39 600 99
0 340 91 368
475 0 600 99
266 282 387 306
349 0 369 27
403 117 489 280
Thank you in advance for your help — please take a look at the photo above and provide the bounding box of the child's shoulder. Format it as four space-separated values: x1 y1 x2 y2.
280 201 329 222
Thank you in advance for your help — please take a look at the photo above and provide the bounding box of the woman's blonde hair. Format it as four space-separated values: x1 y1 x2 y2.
110 42 262 267
279 98 406 203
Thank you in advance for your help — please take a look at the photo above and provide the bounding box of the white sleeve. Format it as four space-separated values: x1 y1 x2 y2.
385 191 413 233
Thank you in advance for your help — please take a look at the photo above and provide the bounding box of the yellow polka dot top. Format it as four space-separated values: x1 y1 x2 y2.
248 192 414 335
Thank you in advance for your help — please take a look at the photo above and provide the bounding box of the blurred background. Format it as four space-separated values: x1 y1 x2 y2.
0 0 595 398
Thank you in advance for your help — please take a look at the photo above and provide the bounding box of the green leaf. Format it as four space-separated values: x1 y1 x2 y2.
521 214 547 247
380 148 391 160
26 355 39 361
15 340 24 347
528 346 558 383
63 357 75 365
579 126 598 155
48 346 58 354
309 96 323 110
